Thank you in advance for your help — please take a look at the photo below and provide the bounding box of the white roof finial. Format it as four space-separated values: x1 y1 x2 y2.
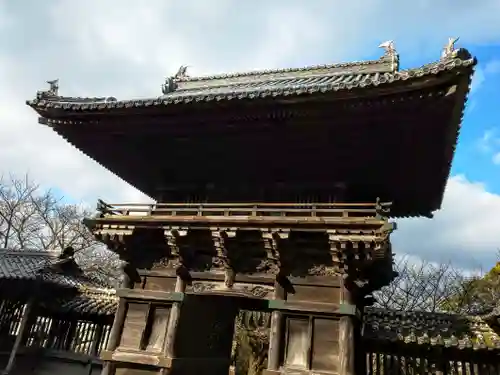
378 40 398 72
442 37 460 59
174 65 189 80
378 40 396 56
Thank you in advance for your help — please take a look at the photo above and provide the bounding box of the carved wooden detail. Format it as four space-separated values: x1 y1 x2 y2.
210 228 237 287
164 229 188 270
186 281 274 299
260 231 288 275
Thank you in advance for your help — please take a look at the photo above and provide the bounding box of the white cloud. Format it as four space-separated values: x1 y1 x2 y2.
477 129 500 165
470 67 485 94
485 59 500 74
493 153 500 165
1 0 500 268
394 176 500 269
471 58 500 94
478 129 496 153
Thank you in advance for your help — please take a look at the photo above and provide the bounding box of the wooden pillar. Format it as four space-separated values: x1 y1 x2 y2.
267 281 284 371
163 276 185 358
339 284 356 375
267 311 282 371
339 316 355 375
101 262 132 375
2 298 35 375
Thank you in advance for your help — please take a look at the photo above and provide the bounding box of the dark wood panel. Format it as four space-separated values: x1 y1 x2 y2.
311 318 340 373
133 276 145 290
114 366 160 375
174 295 238 359
284 317 310 370
145 307 170 353
119 303 148 350
286 285 341 305
144 277 176 293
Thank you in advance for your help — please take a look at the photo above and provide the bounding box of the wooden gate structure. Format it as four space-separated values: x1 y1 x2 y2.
24 39 487 374
1 251 500 374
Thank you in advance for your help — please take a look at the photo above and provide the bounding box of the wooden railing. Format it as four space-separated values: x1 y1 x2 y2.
96 199 392 220
0 300 110 357
364 350 500 375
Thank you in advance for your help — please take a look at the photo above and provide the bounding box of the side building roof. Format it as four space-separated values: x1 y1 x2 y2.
0 248 116 318
364 307 500 351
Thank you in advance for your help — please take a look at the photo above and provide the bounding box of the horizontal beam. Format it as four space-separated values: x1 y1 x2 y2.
268 300 360 316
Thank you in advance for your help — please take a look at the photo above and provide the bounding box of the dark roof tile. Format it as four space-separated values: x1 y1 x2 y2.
0 248 106 289
0 249 118 317
26 49 476 114
364 307 500 350
55 287 118 316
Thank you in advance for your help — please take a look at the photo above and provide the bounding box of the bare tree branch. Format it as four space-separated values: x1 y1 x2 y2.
374 256 474 313
0 173 121 286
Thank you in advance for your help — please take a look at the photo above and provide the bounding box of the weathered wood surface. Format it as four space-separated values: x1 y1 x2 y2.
1 298 499 375
364 350 500 375
0 349 103 375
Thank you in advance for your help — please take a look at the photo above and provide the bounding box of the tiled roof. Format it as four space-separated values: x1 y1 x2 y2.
364 307 500 350
26 48 476 114
0 249 118 317
54 287 118 316
0 248 105 289
0 249 57 279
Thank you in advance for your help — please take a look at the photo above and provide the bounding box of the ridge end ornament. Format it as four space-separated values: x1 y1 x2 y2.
161 65 190 94
441 37 460 60
37 79 59 99
378 40 399 72
174 65 190 80
161 76 176 94
47 79 59 96
378 40 396 56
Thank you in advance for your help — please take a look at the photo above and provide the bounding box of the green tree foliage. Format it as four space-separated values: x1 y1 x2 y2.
232 310 270 375
441 261 500 315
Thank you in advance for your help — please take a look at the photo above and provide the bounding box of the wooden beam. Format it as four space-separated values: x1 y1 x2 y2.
163 276 185 358
100 266 133 375
267 281 285 371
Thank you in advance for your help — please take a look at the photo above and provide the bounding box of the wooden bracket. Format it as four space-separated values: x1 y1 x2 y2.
261 230 289 275
164 229 187 258
210 228 237 287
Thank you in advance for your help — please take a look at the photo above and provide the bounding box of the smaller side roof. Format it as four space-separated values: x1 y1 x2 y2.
0 248 108 290
364 307 500 350
0 248 118 318
50 287 118 317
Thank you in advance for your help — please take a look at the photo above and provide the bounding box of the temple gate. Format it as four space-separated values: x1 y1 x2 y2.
26 39 476 374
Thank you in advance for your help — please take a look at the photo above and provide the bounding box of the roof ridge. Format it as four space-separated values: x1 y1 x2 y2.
0 248 60 257
79 285 117 296
26 46 476 115
175 55 395 83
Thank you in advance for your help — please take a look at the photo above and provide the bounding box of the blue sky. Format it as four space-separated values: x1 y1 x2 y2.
452 45 500 190
1 0 500 270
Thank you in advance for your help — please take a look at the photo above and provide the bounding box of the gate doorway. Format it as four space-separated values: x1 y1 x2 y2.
170 294 269 375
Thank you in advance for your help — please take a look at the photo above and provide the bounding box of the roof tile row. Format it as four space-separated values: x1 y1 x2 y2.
26 50 475 113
